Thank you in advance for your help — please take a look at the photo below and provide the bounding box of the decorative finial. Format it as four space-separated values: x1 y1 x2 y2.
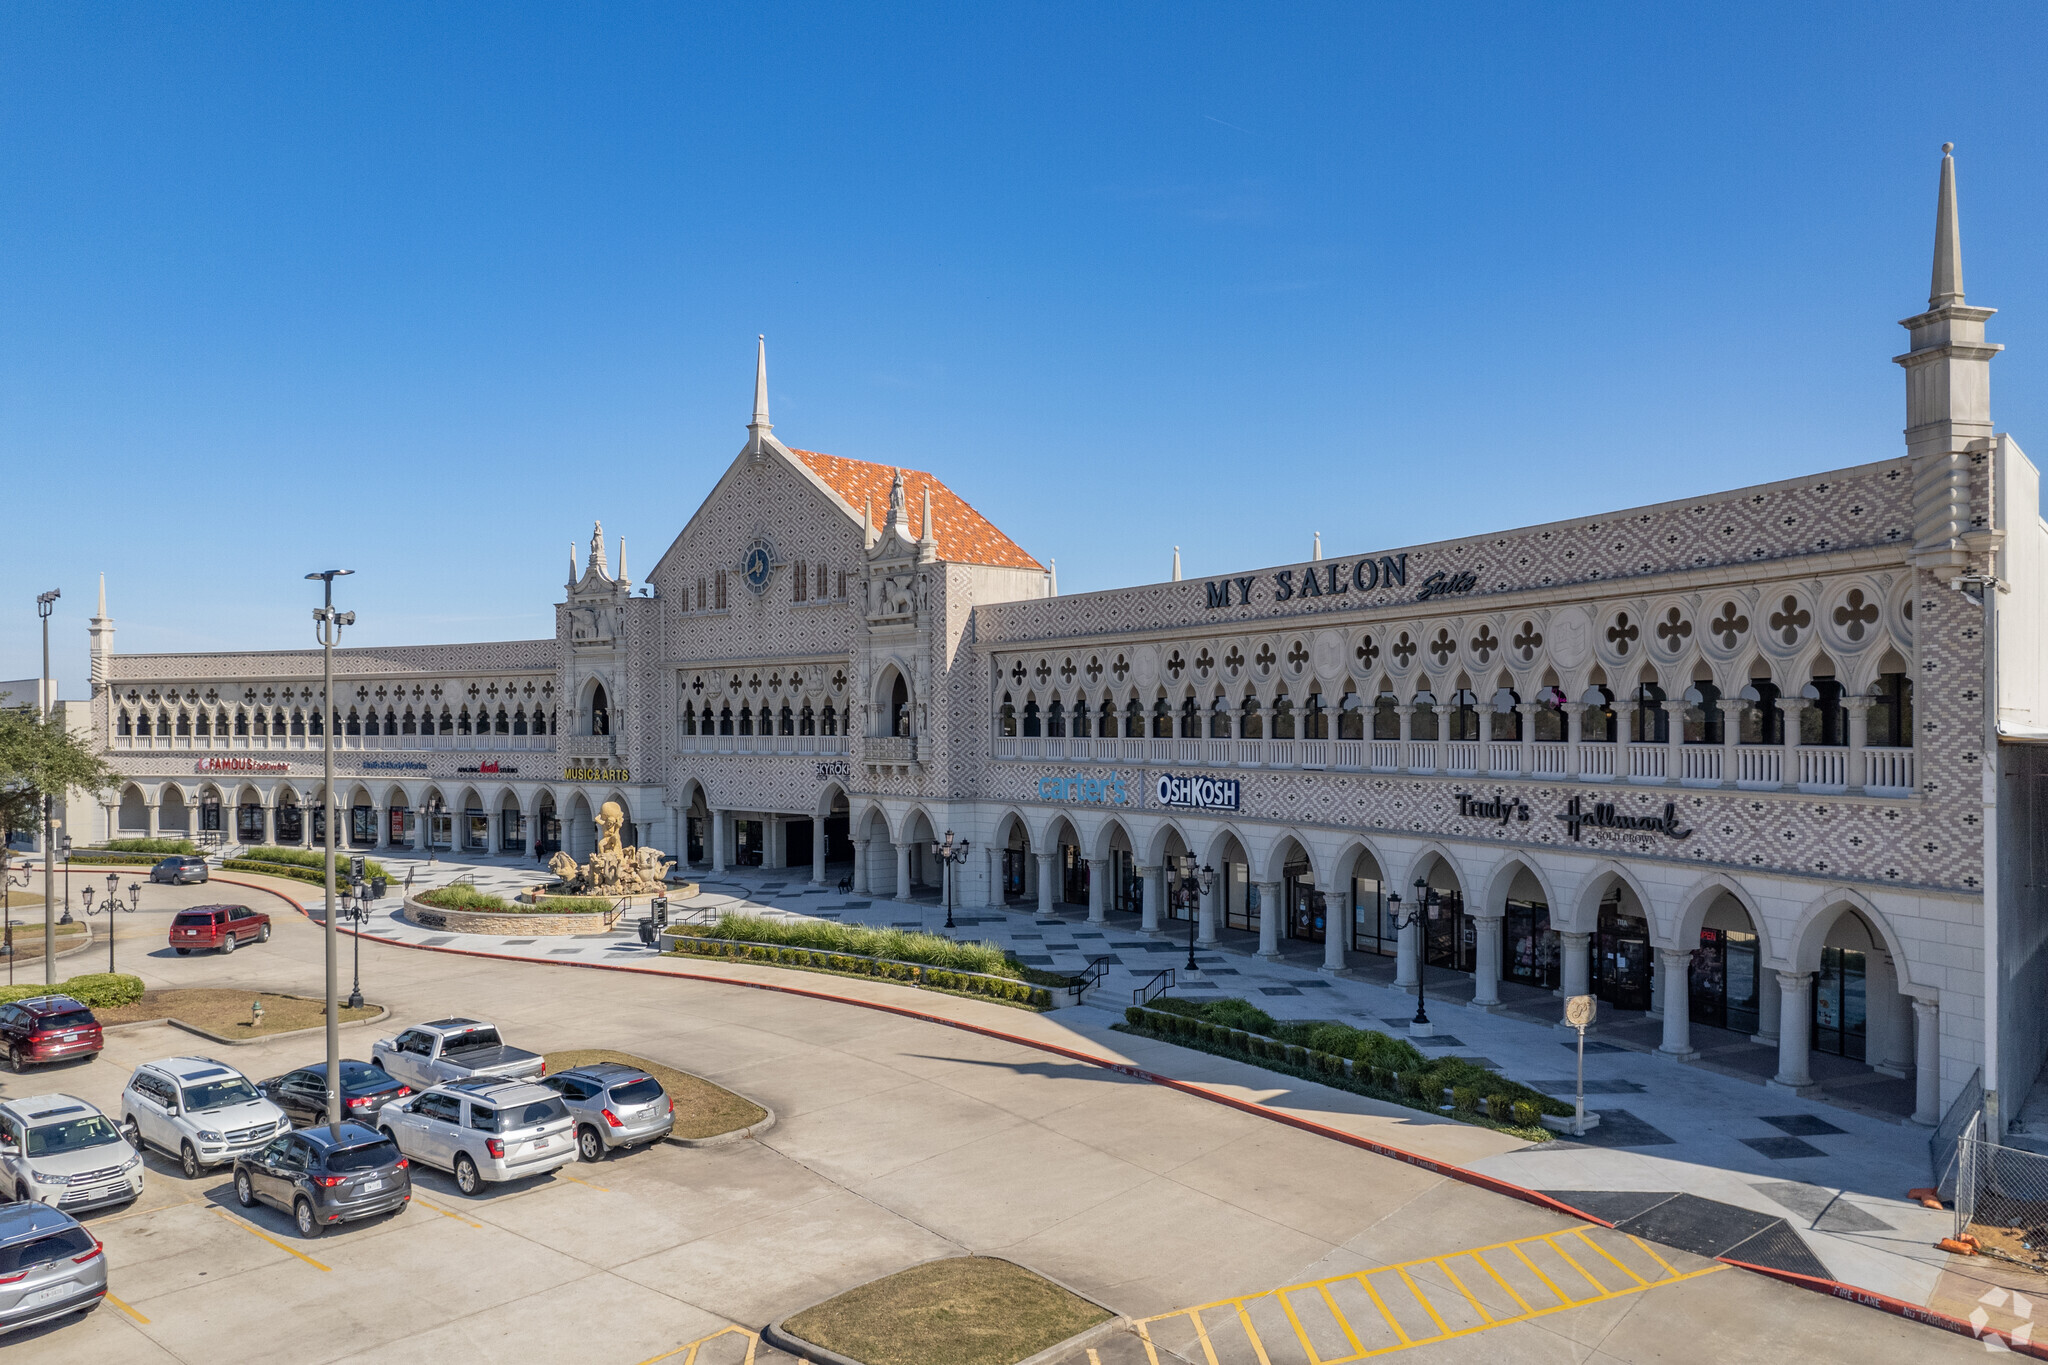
1930 141 1964 309
1313 531 1323 561
1943 142 1954 154
919 484 935 546
1172 546 1182 582
750 335 772 435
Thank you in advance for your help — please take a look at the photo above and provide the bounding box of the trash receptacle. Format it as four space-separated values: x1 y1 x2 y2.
637 917 657 948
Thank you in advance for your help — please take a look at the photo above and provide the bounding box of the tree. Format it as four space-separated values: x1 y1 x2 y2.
0 705 119 843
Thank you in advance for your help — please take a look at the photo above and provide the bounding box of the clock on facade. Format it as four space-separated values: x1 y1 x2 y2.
742 539 774 593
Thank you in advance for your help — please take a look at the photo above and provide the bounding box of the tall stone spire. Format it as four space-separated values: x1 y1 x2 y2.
618 538 628 587
750 335 772 437
862 494 874 550
1313 532 1323 561
568 541 578 587
88 573 114 692
1896 143 2002 569
589 520 610 578
1172 546 1182 582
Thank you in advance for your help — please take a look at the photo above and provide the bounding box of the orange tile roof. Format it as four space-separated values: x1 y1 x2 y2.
789 448 1044 571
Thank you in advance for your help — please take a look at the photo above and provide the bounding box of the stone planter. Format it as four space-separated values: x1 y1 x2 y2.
401 895 619 937
515 881 697 907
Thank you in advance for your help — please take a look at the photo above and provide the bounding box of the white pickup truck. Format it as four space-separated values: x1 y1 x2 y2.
370 1018 546 1091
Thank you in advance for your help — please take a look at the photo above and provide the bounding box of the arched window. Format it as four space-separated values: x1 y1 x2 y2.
1799 675 1846 746
1271 695 1295 740
999 693 1017 737
1533 688 1566 742
1239 694 1262 740
680 703 697 736
234 709 250 737
800 703 815 735
1151 697 1171 738
1869 672 1914 747
1442 689 1478 742
512 707 528 736
534 709 549 736
254 709 270 738
401 708 416 736
1410 691 1438 740
1022 698 1041 737
589 683 610 736
1681 682 1721 744
456 707 472 736
779 704 794 736
1490 689 1521 742
195 710 211 738
279 708 293 735
1178 696 1199 738
308 708 324 737
1337 694 1364 740
495 706 510 735
1300 693 1324 740
118 710 134 737
383 709 397 736
1099 696 1116 736
175 710 191 737
1373 691 1399 740
718 704 734 736
821 702 838 736
738 704 754 736
1046 698 1065 738
1580 686 1617 742
890 675 911 737
438 707 455 735
1070 696 1090 738
1631 683 1666 744
1210 696 1231 739
1124 697 1144 738
346 708 362 737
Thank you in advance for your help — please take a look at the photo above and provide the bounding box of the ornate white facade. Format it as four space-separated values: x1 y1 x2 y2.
73 151 2048 1141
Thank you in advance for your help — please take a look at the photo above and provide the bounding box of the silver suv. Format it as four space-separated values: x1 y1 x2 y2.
0 1201 106 1336
122 1057 289 1178
375 1077 574 1195
0 1095 143 1212
539 1063 675 1162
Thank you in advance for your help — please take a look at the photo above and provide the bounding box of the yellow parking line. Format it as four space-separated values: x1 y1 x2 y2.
93 1194 203 1225
1627 1232 1682 1279
1506 1242 1570 1306
1356 1272 1412 1346
1230 1300 1275 1364
1274 1287 1330 1365
1189 1310 1222 1365
411 1196 482 1228
1395 1265 1450 1337
1574 1228 1649 1287
211 1209 330 1271
105 1291 150 1324
1317 1279 1366 1356
557 1171 610 1193
1436 1255 1495 1324
631 1324 758 1365
1542 1234 1612 1296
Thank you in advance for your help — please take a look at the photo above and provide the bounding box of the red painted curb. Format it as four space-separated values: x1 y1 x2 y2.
224 871 1982 1349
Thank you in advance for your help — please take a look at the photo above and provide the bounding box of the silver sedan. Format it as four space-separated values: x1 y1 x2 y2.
537 1064 674 1161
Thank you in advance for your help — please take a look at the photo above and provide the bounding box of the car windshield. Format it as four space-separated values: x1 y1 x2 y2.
609 1078 662 1106
489 1098 566 1132
442 1028 503 1053
173 912 214 926
339 1062 396 1089
0 1227 94 1274
322 1139 400 1173
181 1077 259 1111
24 1116 122 1156
35 1010 95 1031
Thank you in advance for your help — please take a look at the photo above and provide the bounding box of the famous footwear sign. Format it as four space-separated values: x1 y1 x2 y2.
1155 773 1240 812
195 757 288 774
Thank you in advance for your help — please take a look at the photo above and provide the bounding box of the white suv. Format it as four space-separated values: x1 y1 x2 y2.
376 1077 575 1195
0 1094 144 1212
122 1058 288 1179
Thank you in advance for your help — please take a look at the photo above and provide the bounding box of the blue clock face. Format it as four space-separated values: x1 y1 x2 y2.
744 544 772 591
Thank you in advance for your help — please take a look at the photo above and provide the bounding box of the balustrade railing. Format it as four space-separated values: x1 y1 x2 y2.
1680 747 1723 783
1368 740 1401 771
1735 746 1783 787
1579 744 1616 778
1627 746 1667 780
1865 746 1916 793
1531 741 1568 776
1444 741 1480 775
1799 746 1849 789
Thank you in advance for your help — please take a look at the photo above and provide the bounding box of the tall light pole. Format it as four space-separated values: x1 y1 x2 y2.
308 569 354 1134
36 588 59 984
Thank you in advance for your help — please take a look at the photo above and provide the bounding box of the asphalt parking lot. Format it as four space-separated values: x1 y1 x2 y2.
0 874 1977 1363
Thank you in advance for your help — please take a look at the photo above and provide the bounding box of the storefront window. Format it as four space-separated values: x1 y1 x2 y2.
1350 876 1394 955
1690 928 1759 1034
1592 892 1652 1011
1422 888 1472 971
1814 946 1867 1060
1505 898 1558 989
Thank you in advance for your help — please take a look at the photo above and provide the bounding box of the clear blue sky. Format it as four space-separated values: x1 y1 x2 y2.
6 4 2044 696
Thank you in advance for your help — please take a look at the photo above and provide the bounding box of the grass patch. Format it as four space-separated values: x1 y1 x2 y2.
541 1049 764 1140
96 988 379 1036
784 1256 1108 1365
699 912 1018 977
0 920 89 962
667 936 1056 1009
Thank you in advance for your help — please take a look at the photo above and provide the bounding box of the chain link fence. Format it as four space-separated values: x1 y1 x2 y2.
1955 1131 2048 1275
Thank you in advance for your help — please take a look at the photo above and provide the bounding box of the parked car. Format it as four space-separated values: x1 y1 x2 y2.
149 855 209 885
0 1202 105 1336
121 1057 289 1179
231 1122 410 1237
168 904 270 956
371 1019 545 1091
375 1077 574 1195
0 996 104 1073
0 1095 143 1212
539 1063 675 1161
257 1061 411 1128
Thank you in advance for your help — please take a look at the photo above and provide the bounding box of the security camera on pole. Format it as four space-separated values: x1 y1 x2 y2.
308 569 355 1135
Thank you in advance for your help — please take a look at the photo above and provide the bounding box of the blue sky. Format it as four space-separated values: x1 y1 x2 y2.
5 5 2044 696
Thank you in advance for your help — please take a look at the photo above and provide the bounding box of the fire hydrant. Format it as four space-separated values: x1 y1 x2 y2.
251 998 265 1030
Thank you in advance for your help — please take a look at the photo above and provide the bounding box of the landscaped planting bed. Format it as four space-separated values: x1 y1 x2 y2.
780 1256 1110 1365
417 884 613 914
667 912 1063 1008
223 847 395 887
1121 998 1569 1141
97 988 380 1038
667 934 1057 1009
0 972 144 1009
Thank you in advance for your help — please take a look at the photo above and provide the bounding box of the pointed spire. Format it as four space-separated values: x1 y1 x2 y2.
618 538 628 586
749 335 772 436
1931 143 1964 309
1048 558 1058 597
1172 547 1182 582
919 484 935 546
569 541 579 586
589 520 609 578
862 494 874 549
95 573 106 620
1313 532 1323 561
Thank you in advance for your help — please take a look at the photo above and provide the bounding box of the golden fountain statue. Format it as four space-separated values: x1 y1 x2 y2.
547 801 675 896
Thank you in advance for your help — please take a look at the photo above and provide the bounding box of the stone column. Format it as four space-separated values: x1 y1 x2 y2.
1778 698 1807 790
1197 874 1218 947
147 800 161 837
1559 931 1592 1003
410 803 425 853
1087 858 1108 923
894 840 912 902
1718 699 1745 787
1395 704 1415 771
1036 851 1056 914
1255 881 1282 958
1665 702 1686 784
710 810 726 874
1395 913 1420 988
1138 864 1163 932
1322 887 1350 973
1754 967 1781 1044
1470 913 1502 1006
1845 697 1872 794
811 817 826 884
1772 971 1814 1089
1647 948 1664 1021
1612 700 1636 780
1657 948 1697 1058
1562 701 1585 778
1516 702 1538 776
1912 997 1941 1127
852 838 869 894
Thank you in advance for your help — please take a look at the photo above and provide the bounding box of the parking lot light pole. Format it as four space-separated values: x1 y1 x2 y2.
36 587 59 983
308 569 355 1134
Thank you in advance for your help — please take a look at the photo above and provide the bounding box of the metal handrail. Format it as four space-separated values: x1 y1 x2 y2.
1133 967 1175 1005
1071 955 1113 1003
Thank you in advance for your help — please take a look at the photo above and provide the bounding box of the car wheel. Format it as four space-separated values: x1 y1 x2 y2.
378 1126 396 1144
578 1126 604 1163
234 1170 256 1207
294 1197 322 1238
258 923 271 943
453 1154 481 1196
176 947 190 956
9 1044 29 1073
121 1116 141 1148
221 932 237 955
180 1142 201 1180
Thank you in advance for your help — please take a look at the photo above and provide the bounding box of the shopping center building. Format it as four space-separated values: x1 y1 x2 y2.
61 150 2048 1140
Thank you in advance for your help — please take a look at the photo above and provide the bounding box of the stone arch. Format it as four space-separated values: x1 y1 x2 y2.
1671 874 1772 959
1088 814 1138 863
1566 859 1659 935
116 783 149 833
1326 833 1392 889
565 790 596 860
1786 886 1915 980
1260 831 1319 885
1480 855 1560 920
1392 841 1467 900
1144 819 1198 868
815 780 850 820
873 661 913 737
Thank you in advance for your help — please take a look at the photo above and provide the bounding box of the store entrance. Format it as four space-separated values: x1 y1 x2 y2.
1814 946 1867 1060
1592 893 1652 1011
734 820 763 866
1690 928 1760 1033
1423 888 1472 973
1285 862 1325 943
1504 898 1560 990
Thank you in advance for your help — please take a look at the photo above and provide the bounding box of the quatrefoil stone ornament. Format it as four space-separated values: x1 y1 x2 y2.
1769 596 1811 646
1606 613 1639 655
1512 621 1542 661
1469 625 1498 662
1710 602 1749 649
1656 608 1692 650
1833 589 1880 641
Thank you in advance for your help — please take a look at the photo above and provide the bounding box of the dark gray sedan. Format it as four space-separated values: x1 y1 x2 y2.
232 1123 409 1237
538 1063 674 1161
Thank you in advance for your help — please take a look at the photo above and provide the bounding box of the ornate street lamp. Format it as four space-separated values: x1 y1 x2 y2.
345 879 368 1010
81 876 139 975
932 831 970 931
1389 877 1444 1032
2 858 29 979
1175 853 1216 973
36 587 60 982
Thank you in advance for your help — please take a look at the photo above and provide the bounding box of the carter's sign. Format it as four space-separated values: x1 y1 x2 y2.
1155 773 1240 812
1037 773 1132 806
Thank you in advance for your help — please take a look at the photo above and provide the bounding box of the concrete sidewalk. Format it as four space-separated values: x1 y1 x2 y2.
294 854 1982 1322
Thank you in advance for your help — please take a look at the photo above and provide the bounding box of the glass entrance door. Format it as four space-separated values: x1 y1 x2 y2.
1224 862 1252 930
200 801 222 833
1504 899 1559 989
238 804 266 842
1350 877 1394 956
1059 844 1088 905
1286 866 1326 943
1002 848 1027 901
1423 890 1472 972
1689 928 1760 1033
1813 947 1867 1060
1593 900 1651 1011
685 816 704 864
351 806 376 847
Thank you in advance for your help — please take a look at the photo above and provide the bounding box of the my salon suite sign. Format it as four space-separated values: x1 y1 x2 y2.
1204 553 1479 611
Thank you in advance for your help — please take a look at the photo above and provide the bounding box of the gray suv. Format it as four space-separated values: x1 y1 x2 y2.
539 1063 675 1162
0 1201 105 1336
375 1077 574 1195
149 855 209 885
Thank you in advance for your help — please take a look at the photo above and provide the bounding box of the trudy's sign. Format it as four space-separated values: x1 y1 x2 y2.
1203 553 1479 611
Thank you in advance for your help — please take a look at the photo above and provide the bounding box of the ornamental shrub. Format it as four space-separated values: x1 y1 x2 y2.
1451 1086 1478 1114
1287 1045 1308 1067
99 838 199 855
0 973 146 1008
1513 1100 1540 1128
1229 1030 1249 1051
1203 998 1278 1035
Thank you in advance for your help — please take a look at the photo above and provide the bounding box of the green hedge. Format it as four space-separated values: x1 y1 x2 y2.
63 852 164 867
668 936 1054 1009
1121 1004 1571 1136
0 973 145 1009
96 838 199 855
241 847 393 881
694 911 1017 978
416 884 613 915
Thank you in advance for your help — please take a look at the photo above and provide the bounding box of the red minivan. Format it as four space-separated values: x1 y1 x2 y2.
170 904 272 956
0 995 106 1071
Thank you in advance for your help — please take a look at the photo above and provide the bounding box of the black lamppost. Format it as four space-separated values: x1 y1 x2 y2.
1389 877 1443 1031
2 858 29 976
81 875 139 975
345 879 368 1010
59 836 73 924
1175 853 1216 973
932 831 970 931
